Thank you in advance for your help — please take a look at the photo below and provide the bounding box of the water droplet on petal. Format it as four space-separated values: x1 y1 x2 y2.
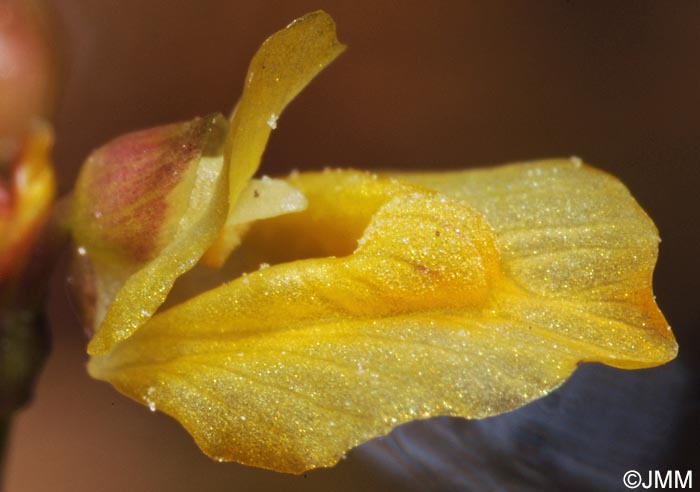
267 113 278 129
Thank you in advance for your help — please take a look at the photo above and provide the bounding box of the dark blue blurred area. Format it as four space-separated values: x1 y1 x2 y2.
359 348 698 491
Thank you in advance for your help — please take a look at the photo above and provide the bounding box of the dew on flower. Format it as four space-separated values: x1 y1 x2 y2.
267 113 278 129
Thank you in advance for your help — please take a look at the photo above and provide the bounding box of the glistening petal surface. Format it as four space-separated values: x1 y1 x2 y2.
88 161 676 473
393 159 675 367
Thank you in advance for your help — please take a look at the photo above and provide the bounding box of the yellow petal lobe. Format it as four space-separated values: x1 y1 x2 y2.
204 11 346 267
88 161 676 473
394 159 676 367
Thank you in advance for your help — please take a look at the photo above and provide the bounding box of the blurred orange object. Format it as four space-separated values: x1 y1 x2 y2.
0 122 54 290
0 0 55 164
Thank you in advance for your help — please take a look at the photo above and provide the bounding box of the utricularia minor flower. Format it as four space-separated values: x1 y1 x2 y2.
69 11 676 473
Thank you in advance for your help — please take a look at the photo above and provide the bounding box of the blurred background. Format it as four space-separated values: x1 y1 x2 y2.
4 1 699 490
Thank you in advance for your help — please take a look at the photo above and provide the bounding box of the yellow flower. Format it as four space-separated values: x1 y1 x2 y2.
70 11 676 474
